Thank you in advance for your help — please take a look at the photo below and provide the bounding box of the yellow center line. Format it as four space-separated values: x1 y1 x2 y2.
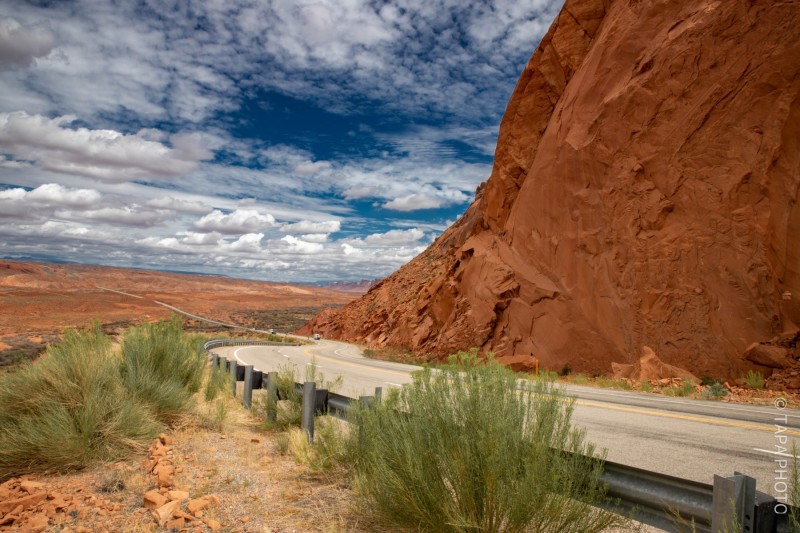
303 348 413 379
576 400 800 435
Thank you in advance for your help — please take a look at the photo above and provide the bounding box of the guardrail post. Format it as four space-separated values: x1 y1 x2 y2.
243 365 254 408
211 354 218 367
301 381 316 443
266 372 278 422
229 360 238 397
251 370 263 389
712 473 755 533
752 491 778 533
374 387 382 403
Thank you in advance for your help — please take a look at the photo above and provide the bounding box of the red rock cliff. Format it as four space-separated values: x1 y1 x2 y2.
302 0 800 379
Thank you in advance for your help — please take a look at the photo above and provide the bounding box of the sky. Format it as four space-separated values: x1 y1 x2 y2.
0 0 562 283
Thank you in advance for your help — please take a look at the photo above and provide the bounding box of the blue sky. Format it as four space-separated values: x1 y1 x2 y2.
0 0 561 282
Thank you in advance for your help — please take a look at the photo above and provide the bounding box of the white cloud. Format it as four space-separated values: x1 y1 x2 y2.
363 228 425 246
0 16 55 70
281 220 341 234
145 196 211 214
1 183 100 206
192 208 277 234
0 183 101 219
178 231 223 246
280 235 324 254
0 112 213 182
229 233 264 253
294 160 332 175
297 233 329 243
384 193 443 211
56 205 171 227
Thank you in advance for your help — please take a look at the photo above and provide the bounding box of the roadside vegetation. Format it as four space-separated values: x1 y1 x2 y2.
268 350 629 532
0 317 214 481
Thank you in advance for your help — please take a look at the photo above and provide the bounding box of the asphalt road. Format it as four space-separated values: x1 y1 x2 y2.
212 338 800 498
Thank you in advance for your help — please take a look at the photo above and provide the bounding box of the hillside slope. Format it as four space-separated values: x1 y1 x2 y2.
302 0 800 381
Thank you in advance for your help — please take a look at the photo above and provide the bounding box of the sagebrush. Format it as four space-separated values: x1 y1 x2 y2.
347 350 628 533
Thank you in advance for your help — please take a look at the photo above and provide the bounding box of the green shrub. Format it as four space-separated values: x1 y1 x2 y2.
0 326 159 480
639 380 653 393
700 376 717 387
559 363 572 376
701 382 729 400
305 356 343 392
571 373 589 385
595 377 631 390
744 370 765 390
120 317 206 424
662 380 697 397
204 364 229 401
348 351 626 532
536 369 559 382
255 363 301 430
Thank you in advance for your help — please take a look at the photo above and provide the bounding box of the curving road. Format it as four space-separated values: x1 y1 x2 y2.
213 338 800 498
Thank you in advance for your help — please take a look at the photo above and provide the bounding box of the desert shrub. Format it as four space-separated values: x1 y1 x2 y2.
0 326 159 480
560 363 572 376
790 444 800 531
662 380 697 397
348 350 626 533
120 317 206 424
275 433 290 455
744 370 765 390
595 377 631 390
204 363 229 401
640 380 653 393
536 369 559 382
571 373 589 385
305 356 343 392
701 382 729 400
254 363 301 430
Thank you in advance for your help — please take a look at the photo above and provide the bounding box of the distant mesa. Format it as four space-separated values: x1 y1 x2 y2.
301 0 800 385
319 280 379 294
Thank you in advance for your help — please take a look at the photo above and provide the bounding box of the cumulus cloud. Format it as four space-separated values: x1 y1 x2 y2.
1 183 100 206
384 193 443 211
0 16 55 70
362 228 425 246
0 183 101 219
281 220 341 234
229 233 264 253
0 112 213 182
280 235 324 254
192 208 277 234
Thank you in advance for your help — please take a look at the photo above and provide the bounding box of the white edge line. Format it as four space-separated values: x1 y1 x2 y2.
233 347 247 365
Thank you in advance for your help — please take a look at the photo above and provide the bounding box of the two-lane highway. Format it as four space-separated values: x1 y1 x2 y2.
213 339 800 496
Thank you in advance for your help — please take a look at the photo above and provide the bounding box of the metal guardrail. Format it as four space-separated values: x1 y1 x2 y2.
203 338 300 351
205 343 795 533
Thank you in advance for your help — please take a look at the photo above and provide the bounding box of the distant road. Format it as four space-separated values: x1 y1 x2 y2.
214 339 800 496
96 286 143 299
96 287 274 334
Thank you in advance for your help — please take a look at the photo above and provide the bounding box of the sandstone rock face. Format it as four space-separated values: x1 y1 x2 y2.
303 0 800 380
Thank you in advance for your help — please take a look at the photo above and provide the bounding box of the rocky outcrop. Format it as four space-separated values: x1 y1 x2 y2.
302 0 800 381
